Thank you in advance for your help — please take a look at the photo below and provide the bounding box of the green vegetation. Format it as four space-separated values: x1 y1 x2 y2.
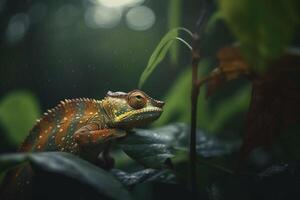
1 0 300 199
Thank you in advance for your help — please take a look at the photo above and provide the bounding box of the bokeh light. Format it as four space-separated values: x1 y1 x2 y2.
126 6 155 31
5 13 30 45
84 6 122 29
98 0 145 8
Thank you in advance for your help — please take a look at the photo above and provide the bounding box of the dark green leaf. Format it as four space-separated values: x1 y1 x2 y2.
111 169 177 187
119 129 176 168
0 153 28 172
120 123 236 168
138 27 192 88
218 0 300 72
0 152 131 200
0 91 41 145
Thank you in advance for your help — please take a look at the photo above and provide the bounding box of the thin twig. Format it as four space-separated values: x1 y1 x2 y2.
189 0 208 198
190 32 201 199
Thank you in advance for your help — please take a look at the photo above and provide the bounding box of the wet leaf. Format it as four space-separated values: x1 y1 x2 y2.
138 27 192 88
119 129 176 168
0 152 131 200
0 91 41 145
218 0 300 72
119 123 236 168
111 169 177 187
0 153 28 173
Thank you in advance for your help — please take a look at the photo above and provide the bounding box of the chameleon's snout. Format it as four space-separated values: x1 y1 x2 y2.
153 100 165 108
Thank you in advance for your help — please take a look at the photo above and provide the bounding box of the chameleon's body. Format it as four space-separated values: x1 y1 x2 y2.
1 90 164 200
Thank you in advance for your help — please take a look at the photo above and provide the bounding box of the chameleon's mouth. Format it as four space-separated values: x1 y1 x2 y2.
114 107 163 123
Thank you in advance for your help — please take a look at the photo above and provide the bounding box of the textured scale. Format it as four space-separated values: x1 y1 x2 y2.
19 98 104 154
0 90 164 200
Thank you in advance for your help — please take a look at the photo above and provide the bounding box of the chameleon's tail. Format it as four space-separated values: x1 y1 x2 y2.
0 165 33 200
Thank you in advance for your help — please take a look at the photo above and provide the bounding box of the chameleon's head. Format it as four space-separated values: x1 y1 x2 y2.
103 90 164 128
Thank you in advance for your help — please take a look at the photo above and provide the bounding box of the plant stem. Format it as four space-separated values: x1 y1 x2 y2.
190 33 201 199
189 1 208 197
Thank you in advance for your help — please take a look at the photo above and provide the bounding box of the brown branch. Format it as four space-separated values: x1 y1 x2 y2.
189 0 208 197
190 32 201 199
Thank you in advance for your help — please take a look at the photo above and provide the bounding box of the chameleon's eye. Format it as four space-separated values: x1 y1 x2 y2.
128 92 146 109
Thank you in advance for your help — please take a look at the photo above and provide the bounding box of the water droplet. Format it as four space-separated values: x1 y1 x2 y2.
61 137 65 141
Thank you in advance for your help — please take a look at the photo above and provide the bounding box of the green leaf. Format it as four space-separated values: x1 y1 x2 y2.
0 153 28 172
0 152 131 200
111 169 177 187
218 0 300 72
119 129 176 168
119 123 235 168
0 91 41 145
168 0 182 65
138 27 192 88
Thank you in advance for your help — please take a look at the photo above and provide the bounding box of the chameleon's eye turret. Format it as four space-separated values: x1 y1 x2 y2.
128 92 146 109
105 89 163 128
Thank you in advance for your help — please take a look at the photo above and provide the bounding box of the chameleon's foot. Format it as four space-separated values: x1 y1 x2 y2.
96 152 115 170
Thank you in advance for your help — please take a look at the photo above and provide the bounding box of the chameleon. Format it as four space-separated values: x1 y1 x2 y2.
0 89 164 200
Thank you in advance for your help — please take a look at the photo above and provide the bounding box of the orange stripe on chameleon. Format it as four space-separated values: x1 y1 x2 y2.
81 100 100 124
55 112 75 147
35 119 55 151
55 100 98 148
90 129 111 143
63 100 99 144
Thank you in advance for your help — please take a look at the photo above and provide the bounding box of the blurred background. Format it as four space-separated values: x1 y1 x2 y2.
0 0 236 152
1 1 300 199
1 0 299 163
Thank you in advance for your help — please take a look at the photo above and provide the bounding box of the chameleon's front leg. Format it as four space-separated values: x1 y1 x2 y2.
73 123 126 169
